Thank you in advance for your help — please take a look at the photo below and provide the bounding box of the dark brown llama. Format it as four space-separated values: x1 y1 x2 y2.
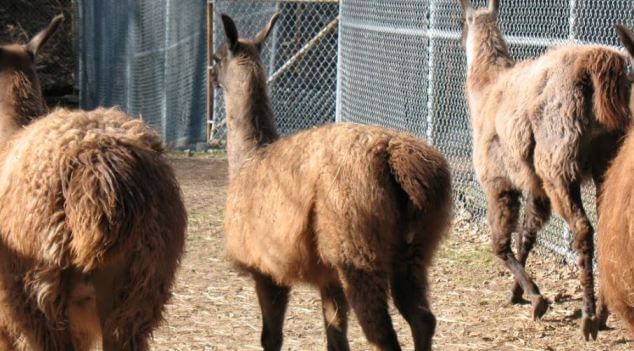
0 16 186 350
597 24 634 336
461 0 631 340
215 14 452 351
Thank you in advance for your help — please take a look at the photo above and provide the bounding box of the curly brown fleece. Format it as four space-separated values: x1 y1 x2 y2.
0 16 186 351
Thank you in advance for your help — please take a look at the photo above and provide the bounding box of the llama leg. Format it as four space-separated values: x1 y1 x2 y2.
338 266 401 351
320 283 350 351
488 188 548 319
592 168 610 330
391 258 435 351
93 265 150 351
597 288 610 330
511 195 551 304
544 181 598 340
253 272 290 351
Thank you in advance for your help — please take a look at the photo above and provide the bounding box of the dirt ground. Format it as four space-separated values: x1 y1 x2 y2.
151 153 633 351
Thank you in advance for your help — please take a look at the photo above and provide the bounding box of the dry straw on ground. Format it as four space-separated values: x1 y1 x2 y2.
152 153 632 350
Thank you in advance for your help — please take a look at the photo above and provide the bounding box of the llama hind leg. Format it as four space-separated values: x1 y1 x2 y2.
511 194 551 304
391 257 435 351
338 266 401 351
487 188 548 319
543 180 598 340
320 283 350 351
253 272 290 351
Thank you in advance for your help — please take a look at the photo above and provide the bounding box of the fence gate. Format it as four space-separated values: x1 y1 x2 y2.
337 0 634 261
208 0 340 144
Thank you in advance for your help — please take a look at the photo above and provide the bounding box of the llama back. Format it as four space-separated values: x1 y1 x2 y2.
493 45 630 130
0 109 185 271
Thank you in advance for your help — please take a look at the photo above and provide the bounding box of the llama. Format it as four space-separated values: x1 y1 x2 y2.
460 0 631 340
597 24 634 335
0 16 187 350
215 14 452 351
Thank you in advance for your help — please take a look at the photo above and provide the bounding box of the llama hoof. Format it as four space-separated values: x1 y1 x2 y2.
581 315 599 341
531 296 549 320
510 293 529 305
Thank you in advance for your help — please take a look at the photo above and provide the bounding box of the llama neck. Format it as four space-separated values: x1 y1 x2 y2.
0 70 46 143
224 72 279 179
466 23 514 91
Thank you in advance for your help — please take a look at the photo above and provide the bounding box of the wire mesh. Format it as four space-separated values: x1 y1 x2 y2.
76 0 208 149
210 0 339 142
338 0 634 261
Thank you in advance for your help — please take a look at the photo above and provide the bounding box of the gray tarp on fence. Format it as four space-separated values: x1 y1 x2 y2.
76 0 207 149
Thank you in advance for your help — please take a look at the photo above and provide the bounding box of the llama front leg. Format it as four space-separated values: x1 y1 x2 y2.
320 283 350 351
511 195 551 304
544 181 598 340
338 266 401 351
253 272 290 351
487 188 549 319
391 257 436 351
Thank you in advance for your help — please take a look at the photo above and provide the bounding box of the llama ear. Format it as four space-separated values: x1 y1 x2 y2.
25 14 64 58
488 0 500 19
221 14 240 52
616 25 634 59
254 13 280 51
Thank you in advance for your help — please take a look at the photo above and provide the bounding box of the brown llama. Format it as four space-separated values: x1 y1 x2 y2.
0 16 187 350
215 14 452 351
461 0 631 340
597 24 634 336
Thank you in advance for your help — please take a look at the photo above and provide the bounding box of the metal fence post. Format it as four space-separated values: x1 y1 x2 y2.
335 0 343 123
425 0 436 144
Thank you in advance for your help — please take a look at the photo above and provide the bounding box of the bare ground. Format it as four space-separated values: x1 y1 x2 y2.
151 153 633 351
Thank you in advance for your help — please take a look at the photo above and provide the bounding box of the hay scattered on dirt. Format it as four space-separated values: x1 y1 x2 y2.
153 153 632 350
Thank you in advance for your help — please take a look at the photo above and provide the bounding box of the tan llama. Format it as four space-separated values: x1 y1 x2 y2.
215 13 452 351
461 0 631 340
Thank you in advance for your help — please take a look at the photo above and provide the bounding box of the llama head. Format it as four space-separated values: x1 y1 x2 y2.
0 14 63 122
460 0 500 66
615 24 634 113
212 13 280 91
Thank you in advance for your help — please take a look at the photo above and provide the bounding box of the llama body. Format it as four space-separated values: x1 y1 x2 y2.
461 0 630 340
598 24 634 336
216 14 451 351
0 16 186 350
226 123 450 287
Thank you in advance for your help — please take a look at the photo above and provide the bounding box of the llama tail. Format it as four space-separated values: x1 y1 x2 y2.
61 121 187 345
62 133 186 272
386 137 452 215
580 48 631 131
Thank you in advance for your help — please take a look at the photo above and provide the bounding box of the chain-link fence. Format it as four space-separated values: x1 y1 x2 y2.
76 0 208 149
209 0 339 144
337 0 634 261
0 0 76 106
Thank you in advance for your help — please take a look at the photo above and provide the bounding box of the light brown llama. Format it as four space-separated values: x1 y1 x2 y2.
461 0 631 340
215 14 452 351
597 24 634 336
0 16 186 350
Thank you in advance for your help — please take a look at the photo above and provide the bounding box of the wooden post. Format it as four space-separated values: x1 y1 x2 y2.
206 1 214 144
